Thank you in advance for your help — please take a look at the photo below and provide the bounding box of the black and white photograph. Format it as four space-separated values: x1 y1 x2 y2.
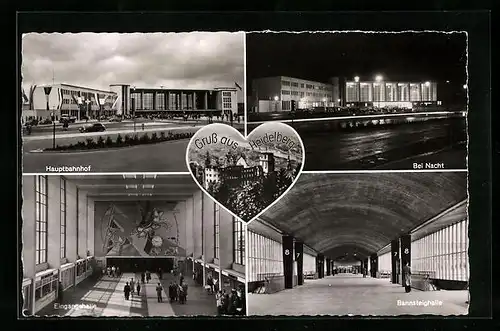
21 32 245 173
246 172 469 316
20 174 246 317
187 122 304 223
246 32 468 171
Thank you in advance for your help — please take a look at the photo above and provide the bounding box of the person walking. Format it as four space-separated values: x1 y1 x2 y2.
136 282 141 296
403 263 412 293
179 272 184 286
124 282 131 300
216 291 224 315
130 278 135 295
156 283 163 303
146 270 151 283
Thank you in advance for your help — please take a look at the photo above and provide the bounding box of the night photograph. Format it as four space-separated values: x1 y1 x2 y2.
246 32 468 170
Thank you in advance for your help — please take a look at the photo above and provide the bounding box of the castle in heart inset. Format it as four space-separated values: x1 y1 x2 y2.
189 139 302 222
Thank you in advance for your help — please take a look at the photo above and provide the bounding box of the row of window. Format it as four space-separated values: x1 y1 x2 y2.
129 92 216 110
346 83 437 103
213 202 244 266
282 90 331 98
60 89 108 99
281 80 331 90
35 176 48 265
411 218 469 281
247 231 283 282
35 176 67 266
378 218 469 281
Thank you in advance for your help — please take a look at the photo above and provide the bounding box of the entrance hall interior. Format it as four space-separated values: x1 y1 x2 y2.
247 172 469 316
20 174 246 317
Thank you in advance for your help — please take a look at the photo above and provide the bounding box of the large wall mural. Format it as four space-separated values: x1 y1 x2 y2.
94 201 186 257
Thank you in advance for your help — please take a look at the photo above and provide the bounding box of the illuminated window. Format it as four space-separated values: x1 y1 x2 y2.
60 177 67 259
35 176 48 265
214 203 220 259
233 218 245 265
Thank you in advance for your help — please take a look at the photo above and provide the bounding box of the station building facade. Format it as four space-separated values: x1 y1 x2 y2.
250 76 336 113
344 78 438 109
110 84 239 117
250 75 439 113
22 83 240 122
20 175 245 316
23 84 118 122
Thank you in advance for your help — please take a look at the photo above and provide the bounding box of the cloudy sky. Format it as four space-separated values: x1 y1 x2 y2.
22 32 245 101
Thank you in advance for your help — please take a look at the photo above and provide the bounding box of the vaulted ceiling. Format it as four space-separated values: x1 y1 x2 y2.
260 172 467 259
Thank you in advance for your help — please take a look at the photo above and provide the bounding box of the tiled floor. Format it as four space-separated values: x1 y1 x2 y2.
36 272 217 317
248 274 469 316
158 272 217 316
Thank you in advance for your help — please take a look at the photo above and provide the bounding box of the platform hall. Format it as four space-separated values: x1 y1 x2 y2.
20 175 246 317
246 172 469 316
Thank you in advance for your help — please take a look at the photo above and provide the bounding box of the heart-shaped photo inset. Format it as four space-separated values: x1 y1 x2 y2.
186 122 305 223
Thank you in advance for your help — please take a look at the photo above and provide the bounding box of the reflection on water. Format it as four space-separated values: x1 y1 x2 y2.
302 118 467 170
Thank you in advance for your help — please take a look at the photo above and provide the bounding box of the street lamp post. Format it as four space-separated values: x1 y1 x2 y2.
375 75 383 109
51 112 56 149
274 95 279 112
132 87 136 132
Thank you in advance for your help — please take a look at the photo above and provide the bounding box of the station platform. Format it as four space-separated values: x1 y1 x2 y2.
37 272 217 317
247 274 469 316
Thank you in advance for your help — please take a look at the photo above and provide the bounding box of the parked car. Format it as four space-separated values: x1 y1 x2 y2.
26 119 39 126
39 118 53 125
79 123 106 133
60 116 77 123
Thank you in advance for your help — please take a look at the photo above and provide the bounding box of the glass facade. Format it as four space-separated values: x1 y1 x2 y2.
376 218 469 281
411 218 469 281
378 251 391 274
35 176 48 265
359 83 372 102
233 218 245 265
214 203 220 259
60 177 67 259
410 83 421 101
345 81 437 104
346 83 359 102
303 252 316 274
248 230 283 282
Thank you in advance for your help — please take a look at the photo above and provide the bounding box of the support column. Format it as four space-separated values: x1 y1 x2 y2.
391 239 400 284
282 235 294 289
400 234 412 287
370 253 378 278
193 92 197 110
164 92 169 110
140 91 144 110
363 258 369 276
153 91 157 111
295 241 304 285
180 92 184 110
326 258 331 276
204 92 208 110
317 254 324 278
